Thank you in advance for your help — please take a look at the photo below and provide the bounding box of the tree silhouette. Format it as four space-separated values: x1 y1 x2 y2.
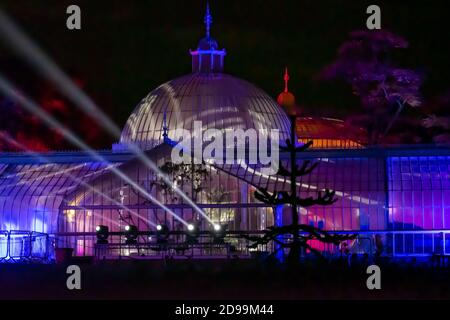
320 30 423 145
421 89 450 145
150 162 209 202
244 116 356 264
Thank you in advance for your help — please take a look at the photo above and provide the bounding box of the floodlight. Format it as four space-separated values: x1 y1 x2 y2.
155 224 170 244
156 224 169 234
186 222 199 244
212 224 227 244
95 225 109 244
124 225 138 244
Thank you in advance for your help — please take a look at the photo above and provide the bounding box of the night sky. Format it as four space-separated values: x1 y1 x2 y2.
1 0 449 147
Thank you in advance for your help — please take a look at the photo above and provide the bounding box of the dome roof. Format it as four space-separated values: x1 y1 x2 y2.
295 117 367 146
277 91 296 108
120 73 292 150
119 4 291 151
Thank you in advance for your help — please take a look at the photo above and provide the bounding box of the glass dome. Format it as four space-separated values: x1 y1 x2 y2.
119 73 292 150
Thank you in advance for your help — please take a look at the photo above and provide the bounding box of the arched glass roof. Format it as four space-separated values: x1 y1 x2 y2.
120 73 292 150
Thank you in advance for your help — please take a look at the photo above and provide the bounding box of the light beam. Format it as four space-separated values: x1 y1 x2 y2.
0 9 212 224
0 75 189 227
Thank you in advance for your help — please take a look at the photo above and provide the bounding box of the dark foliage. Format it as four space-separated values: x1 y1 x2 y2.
0 62 103 151
319 30 423 145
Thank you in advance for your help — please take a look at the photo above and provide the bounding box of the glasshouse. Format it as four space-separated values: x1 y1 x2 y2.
1 4 449 263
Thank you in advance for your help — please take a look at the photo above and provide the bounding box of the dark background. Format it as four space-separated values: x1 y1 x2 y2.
1 0 449 147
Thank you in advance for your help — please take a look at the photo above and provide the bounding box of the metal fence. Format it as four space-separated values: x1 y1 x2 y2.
88 233 272 260
0 231 52 263
60 229 450 261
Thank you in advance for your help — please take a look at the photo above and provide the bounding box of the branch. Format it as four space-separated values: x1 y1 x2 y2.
295 189 338 207
280 140 313 153
276 160 318 177
255 187 338 207
243 224 357 253
382 98 405 137
254 188 290 205
296 160 319 176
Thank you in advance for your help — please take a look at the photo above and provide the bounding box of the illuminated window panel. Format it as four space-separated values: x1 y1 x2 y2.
298 138 363 149
387 156 450 255
1 149 450 258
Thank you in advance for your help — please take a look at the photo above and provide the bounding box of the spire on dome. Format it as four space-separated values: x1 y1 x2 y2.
162 108 168 139
277 67 297 115
204 1 213 38
284 67 290 93
190 1 227 73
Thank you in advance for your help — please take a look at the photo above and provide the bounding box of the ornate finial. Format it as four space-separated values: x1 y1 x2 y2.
162 108 168 138
204 1 213 38
190 1 226 73
284 67 290 93
277 67 296 111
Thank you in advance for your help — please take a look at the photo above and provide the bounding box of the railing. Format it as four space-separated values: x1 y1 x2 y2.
93 235 271 260
94 242 245 260
0 231 52 263
10 229 447 263
307 230 450 257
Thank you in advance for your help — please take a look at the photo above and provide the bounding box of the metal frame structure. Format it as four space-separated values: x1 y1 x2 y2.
0 230 51 263
1 145 450 260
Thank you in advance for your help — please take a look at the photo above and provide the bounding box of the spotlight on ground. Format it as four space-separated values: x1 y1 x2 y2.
156 224 170 244
95 225 109 244
156 224 169 233
186 222 200 244
124 225 138 244
212 224 227 244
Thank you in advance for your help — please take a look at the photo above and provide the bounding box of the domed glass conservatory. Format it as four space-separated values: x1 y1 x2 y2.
119 73 291 151
1 4 450 262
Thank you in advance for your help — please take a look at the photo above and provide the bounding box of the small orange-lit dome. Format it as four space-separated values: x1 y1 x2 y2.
277 68 299 116
275 68 365 148
277 91 296 108
296 117 367 149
